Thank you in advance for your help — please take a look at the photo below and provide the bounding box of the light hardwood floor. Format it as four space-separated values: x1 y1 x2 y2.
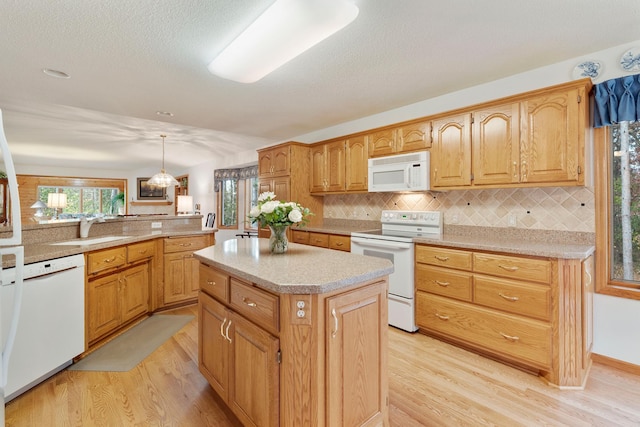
6 304 640 426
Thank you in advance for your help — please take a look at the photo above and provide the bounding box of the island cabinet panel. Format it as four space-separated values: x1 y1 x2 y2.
198 257 389 427
326 282 388 427
415 243 592 388
199 291 280 427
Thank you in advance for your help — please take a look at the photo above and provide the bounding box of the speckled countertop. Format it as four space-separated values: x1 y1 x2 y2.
297 221 595 260
193 238 393 295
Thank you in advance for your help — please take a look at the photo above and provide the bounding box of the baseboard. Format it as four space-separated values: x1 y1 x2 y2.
592 353 640 376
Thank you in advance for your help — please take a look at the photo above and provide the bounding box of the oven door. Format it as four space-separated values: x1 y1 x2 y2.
350 236 414 299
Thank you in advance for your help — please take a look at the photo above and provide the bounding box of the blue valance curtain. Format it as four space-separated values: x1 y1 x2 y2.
213 164 258 192
593 73 640 128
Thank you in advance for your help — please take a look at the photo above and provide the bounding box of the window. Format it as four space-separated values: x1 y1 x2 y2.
245 177 259 230
218 179 238 228
595 122 640 299
38 186 122 218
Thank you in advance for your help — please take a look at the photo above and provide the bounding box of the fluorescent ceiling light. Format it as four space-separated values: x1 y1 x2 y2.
207 0 359 83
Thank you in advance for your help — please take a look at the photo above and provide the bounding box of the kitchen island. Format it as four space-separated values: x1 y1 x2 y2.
194 238 393 427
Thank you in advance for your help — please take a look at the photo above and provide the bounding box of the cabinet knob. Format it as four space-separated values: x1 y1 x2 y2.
243 297 257 308
207 280 216 286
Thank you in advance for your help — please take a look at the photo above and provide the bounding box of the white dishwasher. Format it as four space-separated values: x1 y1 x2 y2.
1 254 85 401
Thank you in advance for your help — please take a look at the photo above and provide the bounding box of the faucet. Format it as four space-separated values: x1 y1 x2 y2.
80 216 106 238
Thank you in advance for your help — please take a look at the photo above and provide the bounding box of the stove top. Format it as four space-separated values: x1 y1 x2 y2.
351 210 442 242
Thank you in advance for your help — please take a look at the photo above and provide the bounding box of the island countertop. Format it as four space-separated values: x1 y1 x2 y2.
193 238 394 294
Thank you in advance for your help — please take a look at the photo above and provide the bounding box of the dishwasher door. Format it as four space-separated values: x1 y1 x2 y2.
1 255 85 401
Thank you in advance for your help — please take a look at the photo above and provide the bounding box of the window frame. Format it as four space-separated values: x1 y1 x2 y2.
216 178 239 230
244 177 259 231
594 126 640 300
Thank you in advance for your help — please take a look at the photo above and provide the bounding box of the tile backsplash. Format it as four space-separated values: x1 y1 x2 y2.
323 186 594 233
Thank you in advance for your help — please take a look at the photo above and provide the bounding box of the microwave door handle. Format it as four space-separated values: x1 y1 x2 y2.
405 165 411 188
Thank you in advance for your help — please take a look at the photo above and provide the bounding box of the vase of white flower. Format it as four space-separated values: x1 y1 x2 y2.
248 192 312 254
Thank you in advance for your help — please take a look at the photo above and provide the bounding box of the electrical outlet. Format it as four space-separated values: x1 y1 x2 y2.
296 300 305 309
508 213 517 227
151 222 162 229
296 310 305 318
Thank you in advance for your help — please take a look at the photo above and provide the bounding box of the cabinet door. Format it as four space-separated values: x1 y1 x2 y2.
368 128 396 157
472 103 520 185
199 292 231 401
186 254 200 297
345 135 368 192
327 282 387 427
121 263 150 323
163 252 192 304
88 274 121 342
520 87 583 184
431 113 472 188
258 146 290 177
397 120 432 152
325 140 345 192
228 312 280 427
309 144 326 193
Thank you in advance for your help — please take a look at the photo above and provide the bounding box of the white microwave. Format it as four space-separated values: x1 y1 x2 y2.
368 151 430 192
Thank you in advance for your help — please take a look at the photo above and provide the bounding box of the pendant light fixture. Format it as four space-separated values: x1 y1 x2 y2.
147 134 179 188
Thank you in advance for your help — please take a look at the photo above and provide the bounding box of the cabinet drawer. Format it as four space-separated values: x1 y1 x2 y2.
329 234 351 252
416 264 472 301
200 265 229 302
474 275 551 321
127 240 155 264
308 232 329 248
229 278 279 333
417 292 551 369
87 247 126 275
291 230 309 244
416 245 472 271
164 235 209 253
473 253 551 284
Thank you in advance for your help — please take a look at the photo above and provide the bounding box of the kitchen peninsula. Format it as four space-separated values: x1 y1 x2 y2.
194 238 393 427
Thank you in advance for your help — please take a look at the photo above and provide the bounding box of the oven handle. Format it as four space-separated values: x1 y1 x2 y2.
350 236 413 250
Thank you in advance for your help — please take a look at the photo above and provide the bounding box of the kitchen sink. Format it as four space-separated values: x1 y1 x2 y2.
50 236 131 246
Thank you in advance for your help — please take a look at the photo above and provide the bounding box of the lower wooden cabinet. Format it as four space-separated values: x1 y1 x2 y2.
87 262 149 344
291 230 351 252
415 243 592 387
162 235 211 306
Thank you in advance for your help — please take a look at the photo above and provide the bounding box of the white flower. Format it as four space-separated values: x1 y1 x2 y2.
258 192 276 202
249 206 260 218
260 200 280 214
288 209 303 223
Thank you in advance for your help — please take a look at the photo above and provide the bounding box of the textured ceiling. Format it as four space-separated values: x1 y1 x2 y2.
1 0 640 171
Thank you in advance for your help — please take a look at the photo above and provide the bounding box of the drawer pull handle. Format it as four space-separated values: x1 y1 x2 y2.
435 280 450 287
498 264 519 272
498 293 519 302
500 332 520 342
336 242 343 246
207 280 216 286
103 256 116 263
331 308 339 338
243 297 257 307
180 243 193 247
225 320 232 342
138 249 147 254
435 255 450 262
435 313 449 321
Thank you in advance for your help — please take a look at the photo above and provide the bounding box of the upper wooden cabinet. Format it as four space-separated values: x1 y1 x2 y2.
431 79 590 190
431 113 472 188
520 86 584 184
310 135 368 194
310 140 345 193
368 120 432 158
258 145 290 178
